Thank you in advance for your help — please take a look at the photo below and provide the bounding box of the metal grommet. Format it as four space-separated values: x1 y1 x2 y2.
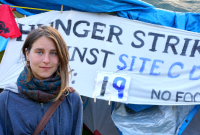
65 91 69 96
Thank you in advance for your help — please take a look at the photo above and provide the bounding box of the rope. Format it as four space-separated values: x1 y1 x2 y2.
0 4 52 11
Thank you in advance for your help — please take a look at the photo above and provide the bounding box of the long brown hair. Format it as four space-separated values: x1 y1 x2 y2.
22 26 70 101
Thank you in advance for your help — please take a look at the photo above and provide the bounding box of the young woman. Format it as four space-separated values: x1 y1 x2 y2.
0 26 83 135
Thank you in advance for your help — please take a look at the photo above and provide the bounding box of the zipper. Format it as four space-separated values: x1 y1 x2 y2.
40 103 44 112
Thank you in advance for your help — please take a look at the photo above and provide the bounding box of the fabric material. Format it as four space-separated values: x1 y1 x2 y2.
125 104 153 112
0 83 83 135
0 4 21 38
0 0 34 16
181 106 200 134
11 7 16 11
0 1 199 134
2 0 200 34
0 36 9 52
82 96 119 135
17 66 61 103
0 0 154 15
32 94 66 135
177 105 200 135
112 103 194 135
94 130 102 135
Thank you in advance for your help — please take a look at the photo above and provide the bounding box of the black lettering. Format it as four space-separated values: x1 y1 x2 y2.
67 46 71 51
91 22 106 41
86 48 99 65
37 24 43 28
176 91 184 102
180 38 192 56
107 25 123 45
163 35 180 54
101 49 115 68
55 19 71 36
151 89 160 99
131 30 145 48
161 91 171 101
50 22 54 27
190 40 200 57
73 21 90 37
100 76 109 96
183 92 193 102
17 24 35 41
194 92 200 102
70 47 88 62
148 32 165 52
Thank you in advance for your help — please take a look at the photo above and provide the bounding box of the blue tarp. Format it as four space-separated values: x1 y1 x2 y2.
1 0 200 33
0 36 9 52
126 104 153 112
0 0 153 14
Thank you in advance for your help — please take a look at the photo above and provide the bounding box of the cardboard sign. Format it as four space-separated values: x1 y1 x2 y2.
94 72 131 102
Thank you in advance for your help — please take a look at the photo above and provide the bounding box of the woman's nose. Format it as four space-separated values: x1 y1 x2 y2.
43 54 50 64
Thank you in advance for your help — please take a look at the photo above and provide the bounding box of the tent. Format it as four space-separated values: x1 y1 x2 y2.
1 0 200 134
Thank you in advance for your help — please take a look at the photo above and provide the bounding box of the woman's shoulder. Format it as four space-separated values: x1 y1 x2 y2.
68 91 81 98
0 90 8 102
67 91 82 102
66 91 83 113
65 91 82 106
0 83 30 103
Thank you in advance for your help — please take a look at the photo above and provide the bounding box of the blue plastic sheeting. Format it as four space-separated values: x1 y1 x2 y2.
177 105 200 135
0 0 154 15
0 36 9 52
125 104 153 112
1 0 200 33
0 0 34 16
116 8 176 27
116 9 200 33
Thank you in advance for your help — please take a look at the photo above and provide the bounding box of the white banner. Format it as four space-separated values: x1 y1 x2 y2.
1 11 200 105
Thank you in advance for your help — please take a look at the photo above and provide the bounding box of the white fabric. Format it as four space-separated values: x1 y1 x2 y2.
0 11 200 105
4 83 18 93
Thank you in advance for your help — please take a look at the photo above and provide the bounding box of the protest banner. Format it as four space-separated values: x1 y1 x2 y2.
1 11 200 105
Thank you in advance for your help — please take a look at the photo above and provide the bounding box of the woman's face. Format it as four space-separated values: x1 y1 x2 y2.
25 36 59 80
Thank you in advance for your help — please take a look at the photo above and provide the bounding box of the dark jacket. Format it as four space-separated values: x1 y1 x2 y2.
0 83 83 135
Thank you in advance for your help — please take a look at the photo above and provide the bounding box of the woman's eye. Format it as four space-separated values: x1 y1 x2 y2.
37 51 42 54
51 52 57 55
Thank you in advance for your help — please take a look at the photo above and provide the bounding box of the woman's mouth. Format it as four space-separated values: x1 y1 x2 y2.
41 67 51 71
